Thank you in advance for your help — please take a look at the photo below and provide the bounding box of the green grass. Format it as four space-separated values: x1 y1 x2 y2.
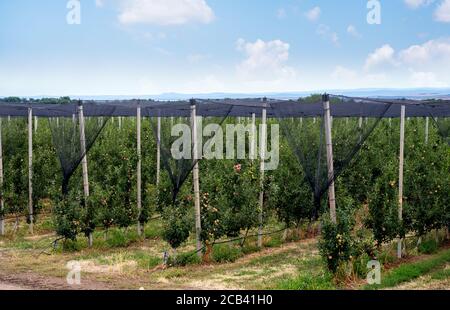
429 267 450 280
263 234 283 248
418 239 438 254
128 251 162 269
144 220 163 239
168 251 202 266
212 244 243 263
276 272 335 290
364 248 450 290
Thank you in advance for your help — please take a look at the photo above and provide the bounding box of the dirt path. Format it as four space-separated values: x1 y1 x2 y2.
0 281 27 290
0 270 116 290
0 239 319 290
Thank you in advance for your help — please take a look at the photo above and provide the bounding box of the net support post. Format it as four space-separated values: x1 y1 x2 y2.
191 99 202 258
137 103 143 236
398 105 406 259
322 94 337 224
358 116 363 143
156 115 161 186
0 118 4 236
78 102 92 246
250 113 256 161
258 101 267 247
425 117 429 145
28 106 34 234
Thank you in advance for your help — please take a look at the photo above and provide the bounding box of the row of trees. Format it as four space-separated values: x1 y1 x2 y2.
0 98 448 270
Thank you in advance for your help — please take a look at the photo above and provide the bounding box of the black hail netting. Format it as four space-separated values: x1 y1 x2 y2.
147 102 232 204
426 103 450 145
433 117 450 145
48 104 116 195
271 96 393 218
0 97 449 118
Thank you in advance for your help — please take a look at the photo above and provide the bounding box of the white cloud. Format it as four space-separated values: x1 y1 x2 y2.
361 39 450 87
364 44 397 71
187 53 210 63
331 66 357 80
118 0 215 25
305 7 321 21
398 38 450 65
236 38 296 81
317 24 339 46
331 33 339 45
95 0 105 8
276 8 287 19
154 47 172 56
404 0 434 9
434 0 450 22
347 25 361 38
409 70 445 87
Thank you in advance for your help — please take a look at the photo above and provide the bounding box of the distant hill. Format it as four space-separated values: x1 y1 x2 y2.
4 88 450 101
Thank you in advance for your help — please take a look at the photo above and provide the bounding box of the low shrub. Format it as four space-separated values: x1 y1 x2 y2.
167 251 202 266
106 229 139 248
212 244 243 263
263 234 283 248
62 239 81 252
418 239 438 254
376 248 396 265
276 272 335 290
351 253 372 279
318 209 354 274
241 243 260 255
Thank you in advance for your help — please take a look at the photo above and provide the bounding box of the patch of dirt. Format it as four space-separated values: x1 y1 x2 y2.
0 281 28 290
0 269 116 290
386 276 450 290
0 238 317 290
77 259 137 274
151 240 316 290
348 243 450 289
24 233 56 241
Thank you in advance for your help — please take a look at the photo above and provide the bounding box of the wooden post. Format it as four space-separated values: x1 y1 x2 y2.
250 113 256 161
28 107 34 234
119 116 122 129
137 104 143 236
398 105 406 259
358 116 363 143
323 94 336 224
425 117 429 145
191 99 202 257
156 116 161 186
0 118 4 236
34 116 38 133
78 103 92 246
258 104 267 247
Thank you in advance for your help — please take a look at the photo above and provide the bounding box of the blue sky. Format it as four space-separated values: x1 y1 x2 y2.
1 0 450 96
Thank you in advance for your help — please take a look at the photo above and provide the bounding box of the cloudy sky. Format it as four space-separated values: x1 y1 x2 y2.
1 0 450 96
